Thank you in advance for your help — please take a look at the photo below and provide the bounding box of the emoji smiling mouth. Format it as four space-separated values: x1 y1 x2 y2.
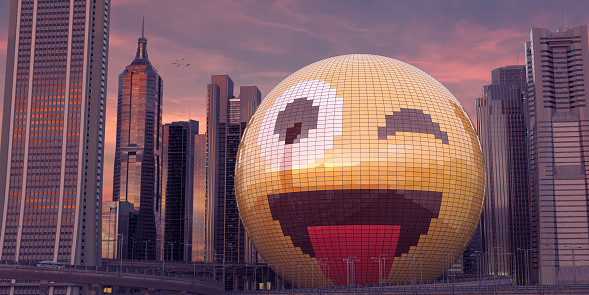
267 189 442 285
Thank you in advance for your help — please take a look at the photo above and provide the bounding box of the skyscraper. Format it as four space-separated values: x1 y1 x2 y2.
526 25 589 285
112 22 163 261
162 120 199 261
0 0 109 264
476 65 530 284
0 0 110 292
193 133 207 261
205 76 261 265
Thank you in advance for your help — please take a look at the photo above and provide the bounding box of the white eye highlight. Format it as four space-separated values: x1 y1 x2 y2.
257 80 343 171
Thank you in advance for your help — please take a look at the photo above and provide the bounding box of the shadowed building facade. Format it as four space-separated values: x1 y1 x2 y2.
205 75 261 269
101 201 131 259
112 25 163 261
0 0 110 293
162 120 199 261
526 26 589 285
476 65 530 284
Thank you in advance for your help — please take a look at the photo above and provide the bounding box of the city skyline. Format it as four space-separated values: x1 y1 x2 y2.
1 1 589 202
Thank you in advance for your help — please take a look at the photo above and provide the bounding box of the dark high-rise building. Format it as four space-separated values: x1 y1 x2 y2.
526 26 589 285
162 120 199 261
0 0 110 293
111 23 163 261
476 65 530 284
205 75 261 265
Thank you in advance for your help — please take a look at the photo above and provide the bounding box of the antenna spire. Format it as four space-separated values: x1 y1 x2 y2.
142 16 145 38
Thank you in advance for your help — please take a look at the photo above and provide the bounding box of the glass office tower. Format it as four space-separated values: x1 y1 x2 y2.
0 0 110 293
161 120 198 261
476 65 530 284
205 76 261 268
112 24 163 261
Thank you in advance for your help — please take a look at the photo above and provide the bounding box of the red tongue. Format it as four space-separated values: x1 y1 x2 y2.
308 225 400 286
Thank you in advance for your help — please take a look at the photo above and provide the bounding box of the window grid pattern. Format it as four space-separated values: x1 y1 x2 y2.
3 0 86 265
235 54 485 286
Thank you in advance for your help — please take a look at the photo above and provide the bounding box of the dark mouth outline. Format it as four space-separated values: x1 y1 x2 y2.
267 189 443 258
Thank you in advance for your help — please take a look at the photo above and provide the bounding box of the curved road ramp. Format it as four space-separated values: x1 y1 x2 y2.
0 261 222 294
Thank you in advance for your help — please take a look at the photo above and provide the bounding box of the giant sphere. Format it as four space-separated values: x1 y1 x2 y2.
235 54 484 287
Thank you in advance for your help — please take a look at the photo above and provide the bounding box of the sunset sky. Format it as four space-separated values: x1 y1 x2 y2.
1 0 589 200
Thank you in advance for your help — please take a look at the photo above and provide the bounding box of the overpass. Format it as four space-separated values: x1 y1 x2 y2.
0 261 223 294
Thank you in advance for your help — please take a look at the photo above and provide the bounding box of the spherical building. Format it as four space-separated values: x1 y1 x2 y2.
235 54 484 287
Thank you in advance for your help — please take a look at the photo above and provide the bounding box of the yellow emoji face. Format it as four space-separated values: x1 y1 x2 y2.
235 54 484 287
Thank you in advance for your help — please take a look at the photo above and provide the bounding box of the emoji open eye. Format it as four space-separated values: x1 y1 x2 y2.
378 108 449 144
274 97 320 145
257 80 343 171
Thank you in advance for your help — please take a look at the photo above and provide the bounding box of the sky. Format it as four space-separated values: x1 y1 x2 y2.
1 0 589 201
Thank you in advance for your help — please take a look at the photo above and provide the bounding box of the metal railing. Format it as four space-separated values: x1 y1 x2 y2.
0 259 223 288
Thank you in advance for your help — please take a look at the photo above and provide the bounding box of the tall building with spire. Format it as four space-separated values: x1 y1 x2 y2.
526 25 589 285
111 20 163 260
205 76 261 268
0 0 110 293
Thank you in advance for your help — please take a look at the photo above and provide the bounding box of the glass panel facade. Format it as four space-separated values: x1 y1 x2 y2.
476 65 530 284
161 120 198 261
234 54 485 286
205 77 261 269
111 30 162 261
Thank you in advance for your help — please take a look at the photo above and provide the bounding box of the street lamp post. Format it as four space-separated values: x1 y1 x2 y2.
402 255 414 290
470 254 482 287
343 256 358 288
564 245 582 284
291 260 302 289
253 263 257 290
267 264 275 291
474 251 486 285
205 248 216 281
129 237 135 260
278 264 286 291
117 234 124 272
167 241 176 261
435 254 448 287
372 254 389 287
503 253 514 280
548 250 558 286
417 254 423 284
492 247 503 278
318 258 331 289
215 253 225 291
517 248 533 286
143 240 150 261
217 254 225 291
181 243 191 262
156 238 165 274
325 260 332 290
311 262 314 288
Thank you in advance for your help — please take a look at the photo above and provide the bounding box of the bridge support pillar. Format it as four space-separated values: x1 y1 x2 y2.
82 283 101 295
141 288 156 295
39 281 49 295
